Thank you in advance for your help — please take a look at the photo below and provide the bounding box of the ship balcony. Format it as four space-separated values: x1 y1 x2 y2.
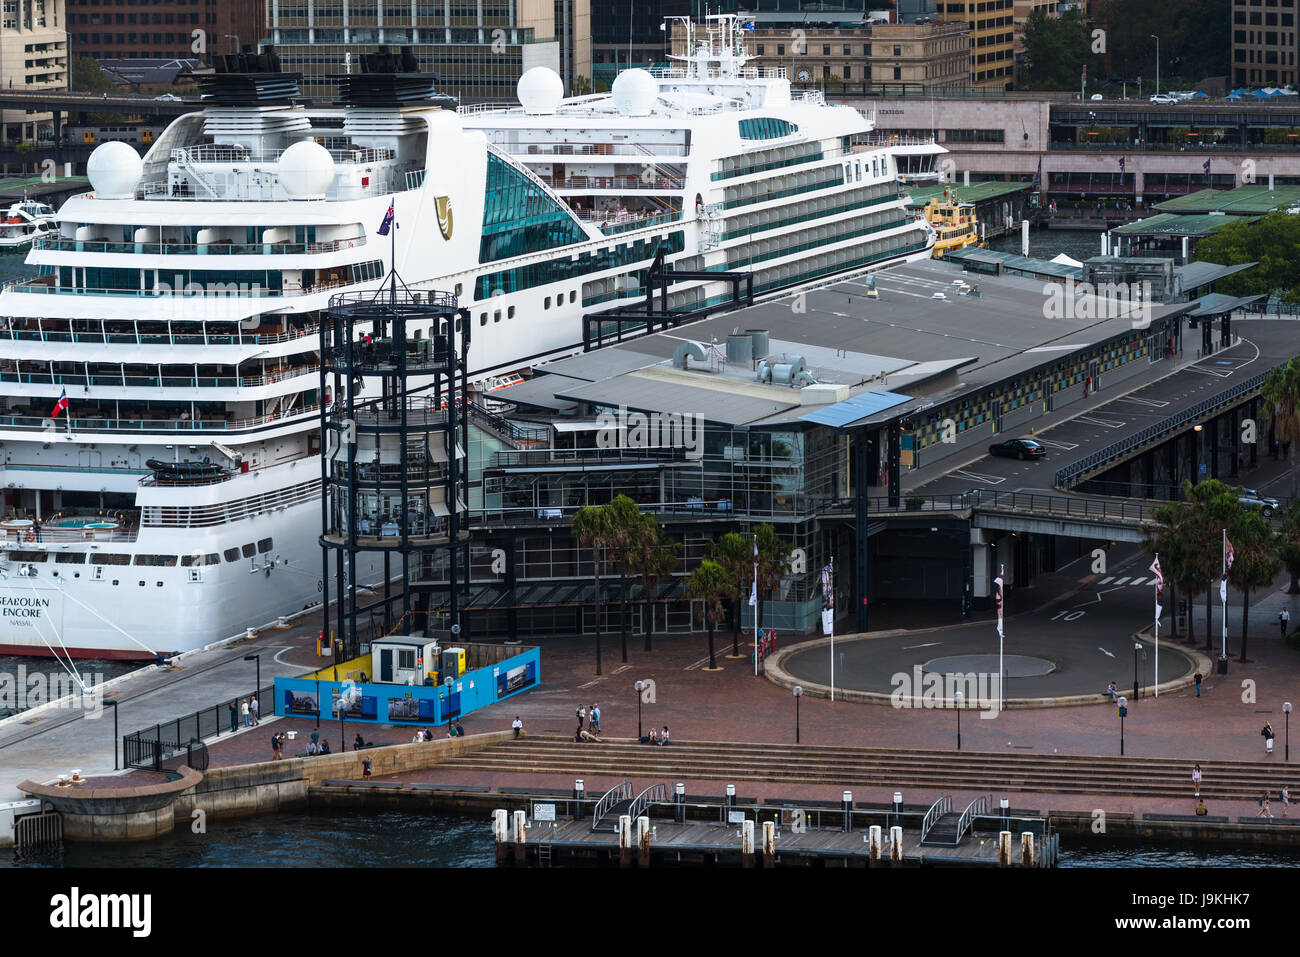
538 173 686 192
31 235 368 257
0 511 141 546
0 319 319 350
0 366 320 402
0 404 318 436
493 140 690 159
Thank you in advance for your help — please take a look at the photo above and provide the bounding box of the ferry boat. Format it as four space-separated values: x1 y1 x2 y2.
922 188 982 258
0 16 934 659
0 198 57 251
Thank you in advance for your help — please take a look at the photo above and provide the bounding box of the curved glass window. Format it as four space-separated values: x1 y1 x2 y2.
480 153 588 263
738 117 799 140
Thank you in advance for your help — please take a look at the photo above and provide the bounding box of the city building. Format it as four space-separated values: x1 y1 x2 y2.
267 0 591 103
1012 0 1060 58
0 0 67 142
591 0 692 89
67 0 263 63
937 0 1015 90
98 56 198 94
1231 0 1299 88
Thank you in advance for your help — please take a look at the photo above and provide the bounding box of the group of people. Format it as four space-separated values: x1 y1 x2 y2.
1193 763 1292 818
574 703 602 742
447 721 466 738
639 726 670 746
304 730 333 756
229 694 260 732
755 628 778 670
411 728 436 742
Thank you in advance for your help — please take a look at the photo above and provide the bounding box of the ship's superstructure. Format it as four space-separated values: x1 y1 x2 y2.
0 19 934 659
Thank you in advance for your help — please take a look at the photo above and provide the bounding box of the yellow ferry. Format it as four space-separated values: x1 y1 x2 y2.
922 189 982 258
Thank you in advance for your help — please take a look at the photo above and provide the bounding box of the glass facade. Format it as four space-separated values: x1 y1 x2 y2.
479 153 590 265
737 117 799 140
476 230 685 300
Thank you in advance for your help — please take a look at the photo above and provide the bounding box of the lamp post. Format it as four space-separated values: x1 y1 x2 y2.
634 680 644 739
1279 696 1289 759
244 653 261 701
224 34 240 54
954 690 963 750
793 685 803 744
315 673 321 728
1150 35 1160 96
1118 695 1128 756
1132 641 1141 702
104 698 118 770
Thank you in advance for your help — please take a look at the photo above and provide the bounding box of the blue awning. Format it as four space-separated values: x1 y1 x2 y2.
798 390 912 429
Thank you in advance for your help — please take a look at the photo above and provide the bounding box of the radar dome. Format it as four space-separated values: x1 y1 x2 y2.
517 67 564 115
278 140 336 199
87 141 143 200
612 69 658 117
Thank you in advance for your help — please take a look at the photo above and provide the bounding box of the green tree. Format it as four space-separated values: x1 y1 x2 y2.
1092 0 1229 89
1262 357 1300 496
1184 480 1247 650
1277 502 1300 594
1020 7 1090 91
570 74 592 96
625 513 679 653
755 522 793 625
711 532 753 656
1195 215 1300 305
1147 493 1203 645
600 495 645 665
69 54 117 94
1227 508 1282 662
572 504 615 675
685 559 730 672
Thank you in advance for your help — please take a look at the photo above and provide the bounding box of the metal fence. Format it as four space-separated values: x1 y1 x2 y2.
123 683 274 772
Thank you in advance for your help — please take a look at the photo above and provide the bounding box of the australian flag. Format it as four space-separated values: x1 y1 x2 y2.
743 19 756 30
377 201 395 236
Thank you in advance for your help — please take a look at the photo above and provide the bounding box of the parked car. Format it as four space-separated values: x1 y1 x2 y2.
1149 93 1176 104
153 93 182 101
1238 488 1280 516
988 438 1046 460
1090 93 1104 101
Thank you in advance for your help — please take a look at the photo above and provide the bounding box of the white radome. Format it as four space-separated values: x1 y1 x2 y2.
87 141 143 199
517 67 564 116
612 69 658 117
278 140 336 199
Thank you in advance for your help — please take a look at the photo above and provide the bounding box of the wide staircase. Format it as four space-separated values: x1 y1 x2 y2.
440 735 1293 801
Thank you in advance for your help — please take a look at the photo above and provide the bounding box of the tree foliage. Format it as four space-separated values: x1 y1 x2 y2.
1194 213 1300 304
1020 7 1091 91
69 54 116 94
1092 0 1229 86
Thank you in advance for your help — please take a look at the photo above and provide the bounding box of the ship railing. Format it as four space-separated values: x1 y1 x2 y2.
0 321 319 347
852 134 939 148
0 365 319 390
457 101 517 115
31 235 367 255
0 523 140 545
493 139 690 158
541 173 686 190
0 404 319 434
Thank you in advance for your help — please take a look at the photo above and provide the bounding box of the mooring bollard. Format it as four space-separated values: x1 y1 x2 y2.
762 820 776 868
637 815 651 868
868 824 882 861
574 778 585 821
512 809 527 866
999 830 1012 867
493 809 509 866
889 825 904 864
619 814 634 867
675 781 686 824
842 790 853 832
742 819 755 868
1021 831 1036 868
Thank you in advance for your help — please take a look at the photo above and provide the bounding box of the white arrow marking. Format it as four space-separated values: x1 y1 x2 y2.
902 641 943 650
1099 647 1115 658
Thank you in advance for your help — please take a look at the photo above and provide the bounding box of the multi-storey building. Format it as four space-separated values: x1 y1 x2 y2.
0 0 67 142
937 0 1015 89
591 0 692 89
67 0 263 62
1231 0 1299 87
267 0 591 103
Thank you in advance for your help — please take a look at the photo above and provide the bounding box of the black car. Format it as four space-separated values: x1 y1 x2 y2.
988 438 1046 460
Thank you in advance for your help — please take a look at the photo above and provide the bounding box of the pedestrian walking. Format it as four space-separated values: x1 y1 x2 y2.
1281 608 1291 638
1194 671 1203 697
512 716 523 739
590 703 601 733
241 698 250 727
1283 786 1291 818
1263 721 1276 755
228 700 237 734
1192 763 1202 797
250 694 259 725
271 731 282 760
1258 792 1273 819
576 704 586 732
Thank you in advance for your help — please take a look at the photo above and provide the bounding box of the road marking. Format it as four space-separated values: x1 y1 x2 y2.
902 641 942 650
1129 577 1147 586
1112 577 1130 585
577 678 606 689
1116 396 1171 408
1099 577 1115 584
1031 438 1080 450
1076 415 1126 428
612 665 631 674
954 469 1006 485
1186 365 1232 378
1099 647 1115 658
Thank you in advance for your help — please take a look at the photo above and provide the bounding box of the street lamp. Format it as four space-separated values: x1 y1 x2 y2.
1133 641 1142 701
1117 695 1128 756
793 685 803 744
634 680 645 738
104 698 118 770
224 34 241 54
954 690 963 750
1279 696 1289 759
1150 35 1160 96
244 653 261 708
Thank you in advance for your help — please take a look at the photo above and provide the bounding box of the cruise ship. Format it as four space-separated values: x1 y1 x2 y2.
0 15 936 659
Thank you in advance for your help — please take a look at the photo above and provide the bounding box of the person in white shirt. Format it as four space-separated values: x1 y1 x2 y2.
512 716 523 738
657 726 670 746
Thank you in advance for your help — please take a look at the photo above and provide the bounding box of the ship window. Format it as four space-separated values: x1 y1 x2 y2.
257 538 273 553
479 152 587 264
91 553 130 564
224 547 239 562
544 296 551 309
242 543 256 558
454 283 462 296
569 291 576 303
493 310 501 323
479 312 487 326
134 554 177 566
508 306 515 318
56 552 86 563
139 580 146 586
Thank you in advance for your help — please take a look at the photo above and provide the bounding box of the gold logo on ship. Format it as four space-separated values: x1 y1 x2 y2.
435 196 454 240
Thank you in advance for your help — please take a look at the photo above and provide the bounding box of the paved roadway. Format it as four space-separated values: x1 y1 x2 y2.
903 317 1300 497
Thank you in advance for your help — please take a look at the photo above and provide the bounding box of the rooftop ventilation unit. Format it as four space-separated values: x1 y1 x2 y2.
672 340 708 370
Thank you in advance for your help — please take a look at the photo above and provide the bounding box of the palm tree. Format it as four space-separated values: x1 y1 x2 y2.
1278 502 1300 595
572 504 614 676
686 559 730 672
1228 509 1282 662
754 523 793 624
1262 357 1300 498
602 495 645 664
711 532 753 657
626 513 679 653
1184 480 1247 651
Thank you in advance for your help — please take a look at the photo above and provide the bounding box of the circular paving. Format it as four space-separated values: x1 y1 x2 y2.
923 654 1056 678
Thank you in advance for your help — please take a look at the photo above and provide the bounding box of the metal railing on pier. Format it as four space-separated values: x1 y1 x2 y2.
920 793 952 843
122 682 275 772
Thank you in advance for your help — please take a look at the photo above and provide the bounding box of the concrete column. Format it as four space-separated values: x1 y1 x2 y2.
493 808 509 865
636 815 651 867
1020 830 1036 867
868 824 883 860
762 820 776 868
618 814 634 867
742 819 755 867
999 830 1012 867
1181 236 1189 261
512 809 527 866
889 825 904 864
1021 219 1029 257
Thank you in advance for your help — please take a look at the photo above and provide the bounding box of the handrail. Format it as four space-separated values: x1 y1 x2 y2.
1054 370 1269 488
590 780 633 832
627 782 669 823
955 795 989 844
920 793 951 842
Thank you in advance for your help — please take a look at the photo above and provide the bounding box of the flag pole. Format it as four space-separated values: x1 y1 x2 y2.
1153 553 1159 699
1221 528 1227 662
752 534 758 679
829 557 835 703
998 563 1005 713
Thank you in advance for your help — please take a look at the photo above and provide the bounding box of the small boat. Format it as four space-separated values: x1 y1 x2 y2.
921 189 982 259
0 197 56 251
